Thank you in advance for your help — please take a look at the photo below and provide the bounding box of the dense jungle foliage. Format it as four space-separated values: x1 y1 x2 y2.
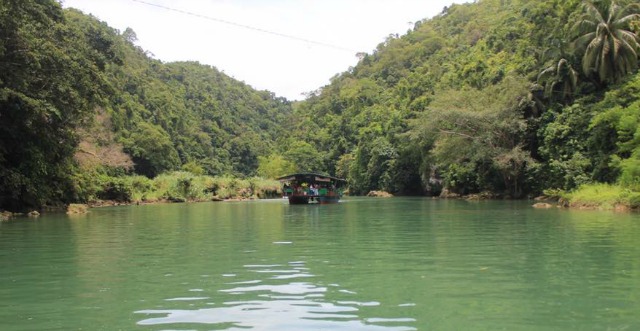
287 0 640 201
0 0 290 210
1 0 639 211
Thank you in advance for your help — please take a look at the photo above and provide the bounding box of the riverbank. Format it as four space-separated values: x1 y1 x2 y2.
80 173 282 209
438 185 640 212
92 172 282 203
4 180 639 219
0 172 282 218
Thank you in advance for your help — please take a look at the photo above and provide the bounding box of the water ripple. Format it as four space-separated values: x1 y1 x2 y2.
220 282 327 295
164 297 209 301
136 261 415 330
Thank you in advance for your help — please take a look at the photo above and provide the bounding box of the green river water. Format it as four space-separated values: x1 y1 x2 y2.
1 197 639 330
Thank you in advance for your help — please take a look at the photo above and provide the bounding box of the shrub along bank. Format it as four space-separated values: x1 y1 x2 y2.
559 184 640 211
74 171 281 206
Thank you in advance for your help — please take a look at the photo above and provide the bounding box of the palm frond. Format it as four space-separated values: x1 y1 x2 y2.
613 13 640 27
616 31 639 53
612 36 621 61
573 32 597 51
537 66 556 82
569 67 579 89
619 2 640 19
615 29 640 48
598 38 611 81
608 1 622 23
572 18 597 36
584 1 605 23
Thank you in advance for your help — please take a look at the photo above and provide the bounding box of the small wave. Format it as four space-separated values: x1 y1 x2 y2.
164 297 209 301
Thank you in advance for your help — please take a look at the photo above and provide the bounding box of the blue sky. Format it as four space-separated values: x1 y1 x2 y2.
62 0 470 100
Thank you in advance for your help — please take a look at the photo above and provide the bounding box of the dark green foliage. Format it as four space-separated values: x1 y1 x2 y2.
410 76 535 197
590 74 640 188
0 1 109 210
97 177 134 202
572 0 640 84
282 0 640 197
123 122 180 177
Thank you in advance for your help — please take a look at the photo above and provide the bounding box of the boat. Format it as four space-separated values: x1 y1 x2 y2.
277 173 346 204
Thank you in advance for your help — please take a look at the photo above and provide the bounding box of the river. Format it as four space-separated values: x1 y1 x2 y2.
1 198 639 330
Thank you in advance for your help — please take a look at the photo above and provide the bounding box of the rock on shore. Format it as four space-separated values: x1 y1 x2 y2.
367 191 394 197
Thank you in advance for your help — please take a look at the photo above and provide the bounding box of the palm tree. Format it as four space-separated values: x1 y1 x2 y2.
572 0 640 84
538 58 579 103
537 38 579 103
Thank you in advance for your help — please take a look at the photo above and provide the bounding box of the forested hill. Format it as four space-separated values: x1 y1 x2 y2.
2 0 640 211
284 0 640 199
0 1 291 210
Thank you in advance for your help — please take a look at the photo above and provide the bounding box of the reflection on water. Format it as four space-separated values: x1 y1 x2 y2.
136 261 415 330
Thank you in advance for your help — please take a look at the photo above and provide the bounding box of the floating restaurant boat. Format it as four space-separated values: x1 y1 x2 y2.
277 173 346 204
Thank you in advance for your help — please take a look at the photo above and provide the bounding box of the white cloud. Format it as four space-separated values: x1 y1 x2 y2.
62 0 470 100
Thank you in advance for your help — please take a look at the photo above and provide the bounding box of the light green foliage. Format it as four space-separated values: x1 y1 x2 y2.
154 172 209 201
78 172 281 203
618 156 640 190
567 183 640 209
257 154 296 179
410 76 534 197
181 161 205 175
283 141 324 173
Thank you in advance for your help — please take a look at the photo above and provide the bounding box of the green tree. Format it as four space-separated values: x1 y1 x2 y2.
589 74 640 189
0 0 109 210
283 141 324 173
123 123 180 177
572 0 640 84
257 154 296 179
410 76 535 197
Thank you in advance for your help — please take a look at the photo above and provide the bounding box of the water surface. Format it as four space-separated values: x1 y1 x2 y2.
1 198 639 330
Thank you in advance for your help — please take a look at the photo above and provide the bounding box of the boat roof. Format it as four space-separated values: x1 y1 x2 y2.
277 173 346 183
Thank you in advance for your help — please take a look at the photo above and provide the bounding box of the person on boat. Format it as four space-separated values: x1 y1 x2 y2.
310 184 319 196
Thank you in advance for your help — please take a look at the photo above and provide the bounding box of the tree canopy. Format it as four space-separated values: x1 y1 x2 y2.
280 0 640 197
0 2 292 210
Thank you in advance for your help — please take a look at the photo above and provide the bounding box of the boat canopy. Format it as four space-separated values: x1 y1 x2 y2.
277 173 346 185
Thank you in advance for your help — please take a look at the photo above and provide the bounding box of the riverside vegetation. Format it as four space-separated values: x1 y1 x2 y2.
1 0 640 212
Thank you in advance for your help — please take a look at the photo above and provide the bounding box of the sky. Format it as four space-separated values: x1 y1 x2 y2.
62 0 471 100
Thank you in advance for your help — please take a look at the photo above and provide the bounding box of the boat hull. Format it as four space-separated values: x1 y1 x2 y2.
287 194 340 204
288 195 311 204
